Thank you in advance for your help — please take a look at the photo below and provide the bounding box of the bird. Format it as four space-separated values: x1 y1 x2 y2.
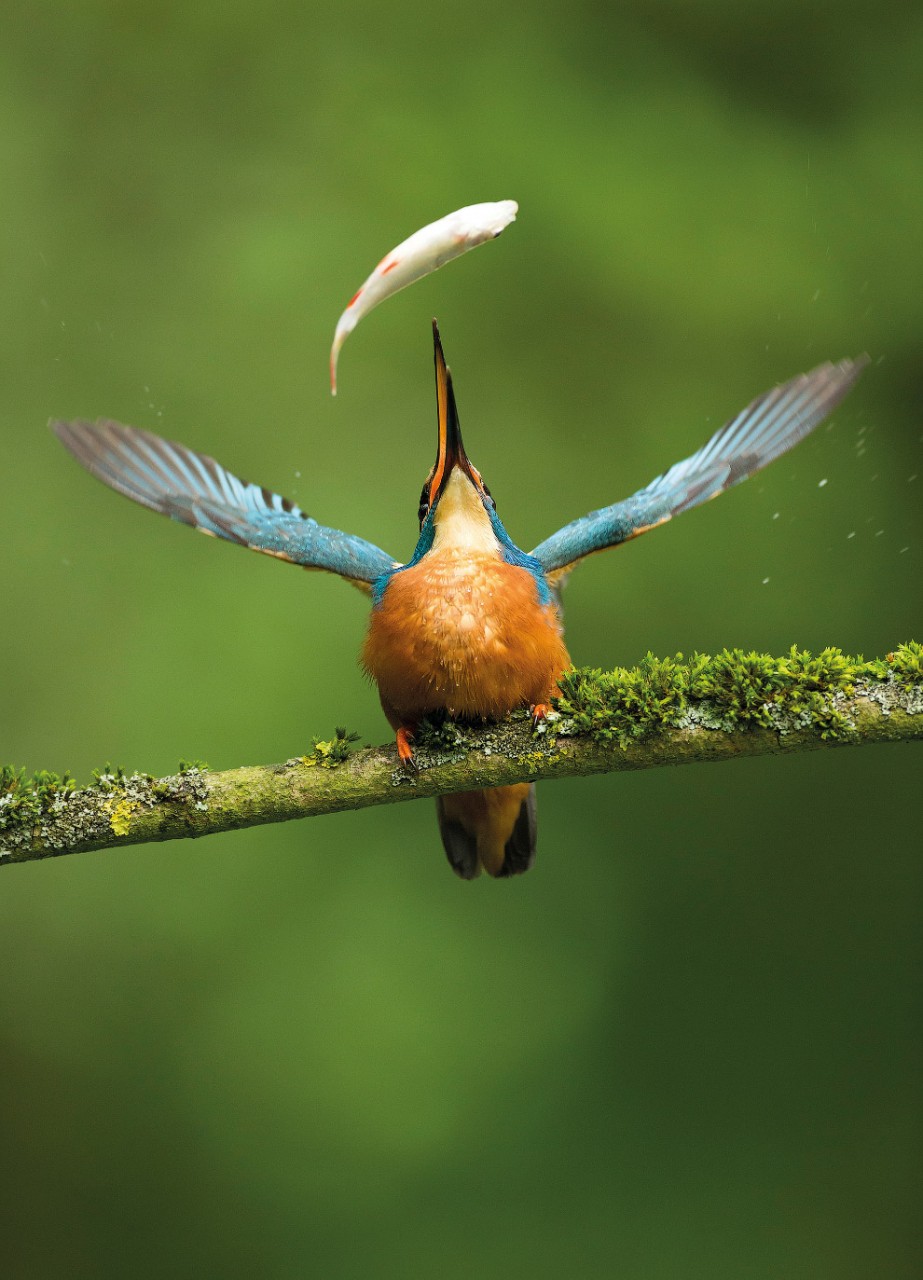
52 324 867 879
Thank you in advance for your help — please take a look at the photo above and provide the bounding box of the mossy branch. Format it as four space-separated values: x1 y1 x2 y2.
3 644 921 868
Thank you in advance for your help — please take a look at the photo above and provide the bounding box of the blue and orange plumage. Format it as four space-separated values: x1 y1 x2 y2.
362 338 569 874
52 324 868 878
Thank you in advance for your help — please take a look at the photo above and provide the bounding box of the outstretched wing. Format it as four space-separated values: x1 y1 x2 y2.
52 419 398 590
530 357 868 580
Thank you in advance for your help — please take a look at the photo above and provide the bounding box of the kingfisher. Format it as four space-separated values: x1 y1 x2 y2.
53 325 866 879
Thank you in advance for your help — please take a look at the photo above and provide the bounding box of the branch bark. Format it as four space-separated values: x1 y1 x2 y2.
2 655 921 867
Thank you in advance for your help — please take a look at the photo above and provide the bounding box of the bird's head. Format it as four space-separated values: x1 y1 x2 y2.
414 321 501 557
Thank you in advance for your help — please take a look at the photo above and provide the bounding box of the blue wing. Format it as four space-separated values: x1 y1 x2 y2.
52 419 398 589
530 357 868 579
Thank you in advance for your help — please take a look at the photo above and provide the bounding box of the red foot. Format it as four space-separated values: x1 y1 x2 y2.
396 725 417 770
530 703 551 726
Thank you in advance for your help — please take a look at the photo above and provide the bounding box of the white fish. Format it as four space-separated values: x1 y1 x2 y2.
329 200 518 394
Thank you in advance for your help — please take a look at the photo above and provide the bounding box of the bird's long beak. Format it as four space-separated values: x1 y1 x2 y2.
430 319 480 501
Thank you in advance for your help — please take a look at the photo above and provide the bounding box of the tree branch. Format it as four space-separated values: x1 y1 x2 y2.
3 645 921 867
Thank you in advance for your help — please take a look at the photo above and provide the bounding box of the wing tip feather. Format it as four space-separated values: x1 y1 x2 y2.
530 352 869 576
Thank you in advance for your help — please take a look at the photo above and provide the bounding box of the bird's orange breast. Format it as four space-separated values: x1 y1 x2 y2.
362 549 569 722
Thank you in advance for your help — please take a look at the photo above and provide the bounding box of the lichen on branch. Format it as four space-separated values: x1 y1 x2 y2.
554 642 923 745
2 643 921 867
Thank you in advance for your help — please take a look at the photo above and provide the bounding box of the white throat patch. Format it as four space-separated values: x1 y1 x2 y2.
430 469 497 555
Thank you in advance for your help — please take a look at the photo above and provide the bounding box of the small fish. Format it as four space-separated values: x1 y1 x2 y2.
329 200 518 394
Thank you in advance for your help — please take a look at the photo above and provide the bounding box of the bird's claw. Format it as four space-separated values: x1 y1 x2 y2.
530 703 550 727
396 726 418 771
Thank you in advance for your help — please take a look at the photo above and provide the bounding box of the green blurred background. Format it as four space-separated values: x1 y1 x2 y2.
2 2 921 1275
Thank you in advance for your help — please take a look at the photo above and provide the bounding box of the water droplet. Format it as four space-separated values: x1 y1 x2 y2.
762 577 770 585
847 532 856 539
772 512 780 520
818 478 828 488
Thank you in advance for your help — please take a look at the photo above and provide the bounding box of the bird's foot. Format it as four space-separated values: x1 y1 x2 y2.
530 702 551 727
396 725 418 771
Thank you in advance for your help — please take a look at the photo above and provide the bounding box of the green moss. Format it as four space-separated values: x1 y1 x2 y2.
415 715 471 754
556 653 691 748
887 641 923 686
0 766 76 834
685 646 866 738
2 642 918 857
306 727 360 769
555 643 921 748
92 763 128 790
690 650 787 725
0 760 211 857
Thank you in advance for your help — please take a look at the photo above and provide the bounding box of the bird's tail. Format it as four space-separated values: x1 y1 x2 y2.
436 784 537 879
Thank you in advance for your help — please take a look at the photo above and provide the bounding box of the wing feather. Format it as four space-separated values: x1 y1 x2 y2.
531 357 868 578
52 419 397 588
